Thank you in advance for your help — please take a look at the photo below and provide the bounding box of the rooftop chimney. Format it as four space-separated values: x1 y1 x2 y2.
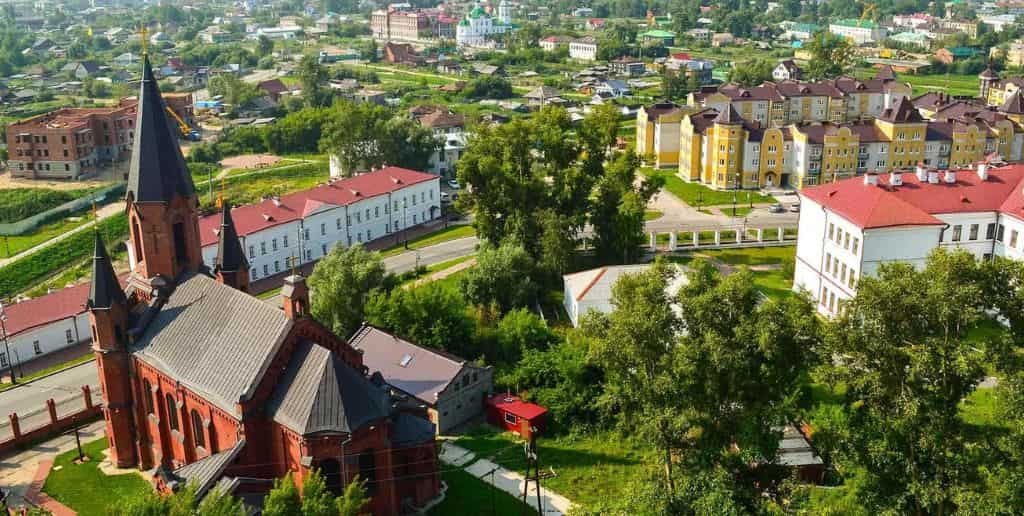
978 162 989 181
864 172 879 186
944 170 957 184
890 170 903 186
916 163 927 182
281 274 309 320
927 170 940 184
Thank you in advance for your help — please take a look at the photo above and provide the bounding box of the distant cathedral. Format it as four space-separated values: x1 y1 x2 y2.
456 0 513 48
89 53 440 514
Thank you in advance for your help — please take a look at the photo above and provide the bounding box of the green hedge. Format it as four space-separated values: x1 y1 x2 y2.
0 213 128 298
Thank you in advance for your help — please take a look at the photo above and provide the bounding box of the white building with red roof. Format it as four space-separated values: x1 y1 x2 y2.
794 163 1024 316
198 167 440 282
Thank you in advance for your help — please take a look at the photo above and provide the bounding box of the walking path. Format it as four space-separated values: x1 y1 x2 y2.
403 258 476 290
0 202 121 268
438 442 574 515
0 420 105 512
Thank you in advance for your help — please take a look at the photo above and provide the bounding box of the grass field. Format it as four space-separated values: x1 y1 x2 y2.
379 224 476 258
428 468 536 516
456 425 655 508
0 216 93 258
671 246 797 302
644 210 663 221
43 438 152 514
641 168 776 206
854 68 979 97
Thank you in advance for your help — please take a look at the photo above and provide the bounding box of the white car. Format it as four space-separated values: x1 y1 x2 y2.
440 192 451 203
447 179 461 189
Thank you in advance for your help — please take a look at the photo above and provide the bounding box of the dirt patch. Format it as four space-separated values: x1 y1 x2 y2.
219 154 282 171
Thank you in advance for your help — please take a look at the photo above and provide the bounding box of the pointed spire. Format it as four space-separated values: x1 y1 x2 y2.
126 54 195 204
214 203 248 273
88 233 127 310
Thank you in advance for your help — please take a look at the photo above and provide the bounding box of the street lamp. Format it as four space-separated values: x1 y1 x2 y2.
0 303 14 384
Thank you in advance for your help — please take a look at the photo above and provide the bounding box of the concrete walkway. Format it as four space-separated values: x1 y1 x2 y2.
0 420 105 511
439 442 574 515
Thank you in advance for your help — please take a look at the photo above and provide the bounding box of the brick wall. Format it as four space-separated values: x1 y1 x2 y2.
0 386 102 456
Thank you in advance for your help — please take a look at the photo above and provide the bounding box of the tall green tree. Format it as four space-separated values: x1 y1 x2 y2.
263 473 302 516
257 35 274 57
365 282 476 357
298 54 329 107
804 32 855 80
337 475 370 516
299 469 337 516
726 59 775 86
320 102 439 176
309 244 387 339
816 249 992 515
459 242 538 313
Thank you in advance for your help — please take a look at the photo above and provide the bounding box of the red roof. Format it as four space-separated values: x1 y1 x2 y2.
2 275 127 338
199 167 437 247
671 52 692 61
801 164 1024 229
486 394 548 420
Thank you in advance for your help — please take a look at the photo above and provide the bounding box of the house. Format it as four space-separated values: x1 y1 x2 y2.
62 61 101 80
350 325 494 435
353 89 386 105
384 42 422 65
686 28 712 42
640 29 676 46
596 79 631 98
773 60 802 81
569 36 598 61
829 19 886 44
87 56 442 513
437 61 464 75
562 264 687 326
438 80 466 93
105 27 130 43
113 53 140 67
524 85 561 107
539 35 571 51
934 47 979 65
198 26 232 44
711 32 735 47
994 41 1024 68
256 79 289 102
415 108 467 178
586 18 606 30
610 57 646 77
794 164 1024 317
256 25 302 40
485 394 547 439
471 63 505 77
572 7 594 17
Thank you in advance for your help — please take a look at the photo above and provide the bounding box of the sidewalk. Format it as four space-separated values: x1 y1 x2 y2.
0 343 91 384
439 442 574 515
0 420 105 511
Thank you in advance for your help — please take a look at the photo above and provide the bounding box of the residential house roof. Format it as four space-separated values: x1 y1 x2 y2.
486 394 547 420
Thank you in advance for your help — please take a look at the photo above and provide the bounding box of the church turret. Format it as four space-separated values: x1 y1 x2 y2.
282 274 309 320
213 203 250 292
87 233 138 468
125 53 203 282
980 66 999 104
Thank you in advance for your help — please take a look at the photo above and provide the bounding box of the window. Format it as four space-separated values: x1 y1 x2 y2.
33 341 41 354
825 253 832 274
359 451 377 494
320 223 326 236
1012 230 1019 249
0 353 6 367
828 223 835 240
283 235 289 247
998 224 1006 242
852 237 859 254
248 246 255 259
375 206 380 217
504 412 517 425
969 224 979 241
143 380 153 414
263 264 269 276
271 238 278 251
843 232 850 250
304 228 310 240
274 261 280 273
848 270 856 289
356 212 361 223
66 329 74 344
952 225 962 242
322 244 327 255
987 223 997 239
260 242 267 255
191 410 205 449
166 394 179 431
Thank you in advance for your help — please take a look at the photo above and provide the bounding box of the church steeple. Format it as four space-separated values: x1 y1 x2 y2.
126 54 195 204
124 53 204 282
88 232 127 310
214 203 250 292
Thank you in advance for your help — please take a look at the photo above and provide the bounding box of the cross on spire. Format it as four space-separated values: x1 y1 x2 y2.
137 25 149 56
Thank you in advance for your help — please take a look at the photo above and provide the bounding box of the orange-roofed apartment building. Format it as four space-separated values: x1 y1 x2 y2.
793 163 1024 317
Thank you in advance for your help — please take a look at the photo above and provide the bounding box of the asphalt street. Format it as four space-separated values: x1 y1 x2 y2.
0 361 99 420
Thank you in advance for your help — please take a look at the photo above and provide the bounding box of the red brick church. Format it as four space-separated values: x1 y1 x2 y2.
87 55 441 514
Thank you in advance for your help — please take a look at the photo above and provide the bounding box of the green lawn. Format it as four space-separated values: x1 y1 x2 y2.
960 386 1005 428
379 225 476 258
43 438 152 515
698 246 796 266
0 216 93 258
400 255 477 288
723 206 753 218
644 210 663 221
641 169 776 206
456 425 654 508
854 68 978 97
428 468 536 516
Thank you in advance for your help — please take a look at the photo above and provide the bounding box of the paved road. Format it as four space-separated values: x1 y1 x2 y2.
382 236 479 273
0 361 99 419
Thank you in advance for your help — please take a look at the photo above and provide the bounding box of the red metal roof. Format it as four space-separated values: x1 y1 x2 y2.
2 274 127 338
199 167 437 247
801 164 1024 229
486 394 548 420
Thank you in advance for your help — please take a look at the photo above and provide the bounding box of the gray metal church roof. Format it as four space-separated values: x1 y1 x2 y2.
267 340 391 436
131 272 292 414
126 54 196 203
173 440 246 498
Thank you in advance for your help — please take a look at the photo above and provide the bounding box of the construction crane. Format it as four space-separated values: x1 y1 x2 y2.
165 106 201 141
859 3 878 26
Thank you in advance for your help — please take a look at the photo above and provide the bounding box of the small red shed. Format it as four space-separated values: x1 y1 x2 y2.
485 394 548 439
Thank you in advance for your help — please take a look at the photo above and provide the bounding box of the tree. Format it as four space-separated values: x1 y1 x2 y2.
589 151 662 263
726 59 775 86
460 75 513 100
804 32 855 80
365 282 476 357
337 475 370 516
198 488 248 516
298 54 329 107
494 308 556 363
319 102 440 177
257 35 274 57
300 469 337 516
816 249 992 515
263 473 302 516
460 242 538 313
309 244 387 339
588 260 684 492
660 69 691 100
208 74 261 111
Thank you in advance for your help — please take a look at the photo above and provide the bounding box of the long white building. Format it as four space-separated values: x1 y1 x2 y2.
793 163 1024 316
456 1 512 47
198 167 441 282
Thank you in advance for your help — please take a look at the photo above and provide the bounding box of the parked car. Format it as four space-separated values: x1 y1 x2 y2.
789 203 800 213
768 203 785 213
447 179 461 189
440 192 451 203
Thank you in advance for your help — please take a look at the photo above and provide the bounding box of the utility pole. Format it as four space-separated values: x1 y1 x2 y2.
0 303 14 384
522 430 544 516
